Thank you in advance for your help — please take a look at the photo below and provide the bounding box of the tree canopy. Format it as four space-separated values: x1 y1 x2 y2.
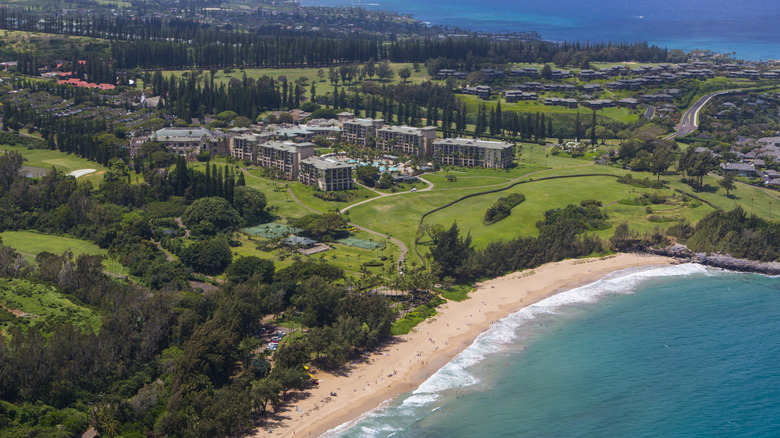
183 197 241 231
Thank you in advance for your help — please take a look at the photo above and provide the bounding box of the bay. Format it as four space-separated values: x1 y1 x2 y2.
328 265 780 437
301 0 780 60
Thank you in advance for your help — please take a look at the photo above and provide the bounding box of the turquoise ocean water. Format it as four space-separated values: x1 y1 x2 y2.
301 0 780 60
326 264 780 437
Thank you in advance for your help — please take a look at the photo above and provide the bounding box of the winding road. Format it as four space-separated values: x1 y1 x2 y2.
665 89 741 140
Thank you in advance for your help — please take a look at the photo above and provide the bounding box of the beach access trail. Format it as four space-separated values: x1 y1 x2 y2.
254 253 674 438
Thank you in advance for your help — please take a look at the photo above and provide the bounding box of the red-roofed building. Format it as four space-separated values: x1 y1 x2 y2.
56 77 115 90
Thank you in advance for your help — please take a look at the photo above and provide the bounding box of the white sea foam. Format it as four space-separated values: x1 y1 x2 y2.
324 263 714 437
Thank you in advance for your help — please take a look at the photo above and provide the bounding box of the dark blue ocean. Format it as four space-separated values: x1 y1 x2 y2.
326 265 780 437
301 0 780 60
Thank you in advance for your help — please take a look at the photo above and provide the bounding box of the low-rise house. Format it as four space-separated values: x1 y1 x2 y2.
583 99 615 110
463 85 491 99
722 162 759 178
432 138 515 168
509 67 541 78
504 90 538 102
550 69 572 80
617 98 639 108
544 97 578 108
298 156 354 191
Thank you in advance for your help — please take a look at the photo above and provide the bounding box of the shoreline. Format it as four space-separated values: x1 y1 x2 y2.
254 253 675 438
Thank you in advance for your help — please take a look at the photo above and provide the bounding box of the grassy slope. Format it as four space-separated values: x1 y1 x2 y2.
1 145 109 184
0 278 102 335
0 231 127 276
457 95 641 123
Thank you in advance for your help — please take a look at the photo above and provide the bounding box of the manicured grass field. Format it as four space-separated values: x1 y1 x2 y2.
457 95 641 123
422 176 715 247
422 173 512 189
242 169 313 219
666 173 779 219
288 183 376 214
1 230 107 257
0 231 127 276
0 278 102 336
146 63 429 102
232 233 399 277
1 145 110 184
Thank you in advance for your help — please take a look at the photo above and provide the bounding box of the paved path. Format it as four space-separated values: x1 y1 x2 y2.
343 174 434 213
241 168 408 266
665 89 741 140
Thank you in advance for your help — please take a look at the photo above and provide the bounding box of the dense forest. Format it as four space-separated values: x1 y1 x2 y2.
0 149 396 437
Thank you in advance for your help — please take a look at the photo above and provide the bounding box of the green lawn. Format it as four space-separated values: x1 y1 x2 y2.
1 145 110 184
0 278 102 336
422 173 512 189
666 173 779 219
346 186 496 264
0 231 126 276
241 169 313 219
288 182 376 214
232 233 400 277
146 63 429 102
457 95 641 123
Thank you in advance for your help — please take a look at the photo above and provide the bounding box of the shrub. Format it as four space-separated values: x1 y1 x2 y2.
580 199 602 207
484 193 526 225
617 173 665 189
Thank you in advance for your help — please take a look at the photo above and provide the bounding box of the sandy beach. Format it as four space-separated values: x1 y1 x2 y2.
254 253 675 438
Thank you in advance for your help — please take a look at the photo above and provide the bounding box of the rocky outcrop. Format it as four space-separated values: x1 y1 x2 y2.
644 244 780 276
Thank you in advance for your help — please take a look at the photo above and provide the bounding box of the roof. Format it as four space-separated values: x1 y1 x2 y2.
432 137 514 150
300 156 354 170
377 125 435 135
283 235 317 246
153 127 213 140
262 141 315 153
56 77 115 90
274 127 314 137
722 162 755 172
343 118 378 127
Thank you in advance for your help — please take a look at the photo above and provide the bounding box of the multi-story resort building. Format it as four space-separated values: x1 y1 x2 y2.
375 125 437 156
432 138 515 169
151 127 227 156
229 134 259 162
298 157 355 191
256 141 316 180
342 118 384 146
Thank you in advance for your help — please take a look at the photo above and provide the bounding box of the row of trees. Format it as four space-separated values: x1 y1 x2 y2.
427 202 609 283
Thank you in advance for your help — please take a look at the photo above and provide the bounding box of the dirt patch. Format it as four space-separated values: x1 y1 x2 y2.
0 301 24 317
